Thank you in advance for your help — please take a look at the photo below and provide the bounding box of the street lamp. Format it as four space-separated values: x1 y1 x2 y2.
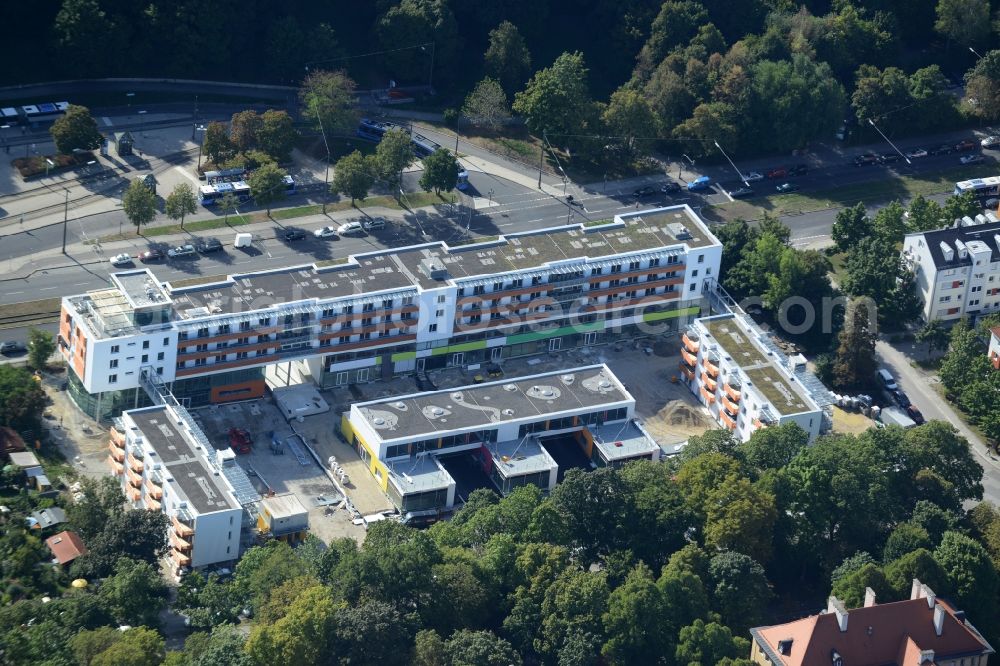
193 124 207 168
713 141 747 185
313 109 332 213
45 158 55 179
420 42 436 92
61 189 70 255
867 118 911 165
970 46 985 60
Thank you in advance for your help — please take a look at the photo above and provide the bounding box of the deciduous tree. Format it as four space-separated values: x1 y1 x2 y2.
513 51 594 139
299 69 359 136
333 150 376 204
484 21 532 96
464 78 512 132
419 148 459 195
26 328 54 371
202 121 232 166
164 182 197 230
49 104 102 154
258 110 298 162
965 49 1000 121
229 110 262 152
97 558 168 626
122 178 157 230
833 299 878 390
247 162 287 215
934 0 991 47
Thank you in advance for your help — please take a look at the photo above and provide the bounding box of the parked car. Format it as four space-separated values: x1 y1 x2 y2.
982 135 1000 148
633 185 656 198
313 226 338 238
788 164 809 176
929 144 954 156
765 167 787 179
742 171 764 183
195 238 223 253
906 405 925 425
282 229 306 241
879 153 902 164
728 186 754 198
960 154 985 165
0 341 25 355
167 244 196 258
853 153 879 166
891 389 911 408
905 148 928 159
955 139 977 152
686 176 711 191
228 428 252 455
337 221 365 235
877 368 898 391
363 217 386 231
138 249 163 262
775 182 799 193
110 253 133 266
661 180 682 194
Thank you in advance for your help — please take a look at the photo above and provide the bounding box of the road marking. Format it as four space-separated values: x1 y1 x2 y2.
73 282 89 286
39 286 58 291
6 291 23 295
174 166 200 185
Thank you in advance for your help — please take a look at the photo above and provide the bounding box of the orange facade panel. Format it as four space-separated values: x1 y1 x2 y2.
681 332 700 353
108 441 125 462
723 383 741 402
143 495 162 512
679 362 695 381
172 516 194 538
108 456 124 476
719 410 736 430
699 385 716 405
721 395 740 416
170 549 191 567
704 359 719 378
209 378 266 404
680 348 697 366
701 372 717 392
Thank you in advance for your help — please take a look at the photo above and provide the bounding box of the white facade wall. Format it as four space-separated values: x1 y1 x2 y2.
189 509 242 568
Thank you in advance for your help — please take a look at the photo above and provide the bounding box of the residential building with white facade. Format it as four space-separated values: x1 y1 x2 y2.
341 364 660 514
60 206 721 420
109 404 245 575
680 312 826 442
902 220 1000 322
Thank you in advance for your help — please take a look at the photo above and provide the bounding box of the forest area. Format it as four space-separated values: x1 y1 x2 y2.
5 0 1000 164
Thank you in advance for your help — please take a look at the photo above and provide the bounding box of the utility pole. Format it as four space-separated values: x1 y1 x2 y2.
537 145 544 189
315 109 332 214
454 113 460 153
61 189 69 254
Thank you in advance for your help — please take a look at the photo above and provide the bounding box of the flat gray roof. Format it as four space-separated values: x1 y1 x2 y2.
590 421 660 462
128 407 239 514
696 314 811 415
111 269 172 310
356 364 631 442
386 454 454 496
166 205 716 318
491 437 557 478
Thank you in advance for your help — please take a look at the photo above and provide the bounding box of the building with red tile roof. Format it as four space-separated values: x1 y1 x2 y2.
750 580 994 666
44 530 87 565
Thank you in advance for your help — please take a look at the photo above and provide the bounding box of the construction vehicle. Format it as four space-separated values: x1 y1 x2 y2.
228 428 252 454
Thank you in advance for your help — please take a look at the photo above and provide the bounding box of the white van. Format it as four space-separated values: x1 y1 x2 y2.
234 233 253 248
877 368 897 391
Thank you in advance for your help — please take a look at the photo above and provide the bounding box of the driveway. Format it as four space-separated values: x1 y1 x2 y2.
876 339 1000 505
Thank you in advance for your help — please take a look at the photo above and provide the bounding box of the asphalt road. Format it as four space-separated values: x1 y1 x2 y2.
875 340 1000 506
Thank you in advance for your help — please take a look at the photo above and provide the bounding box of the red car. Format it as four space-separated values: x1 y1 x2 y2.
138 249 164 262
954 139 977 152
766 167 787 179
228 428 252 454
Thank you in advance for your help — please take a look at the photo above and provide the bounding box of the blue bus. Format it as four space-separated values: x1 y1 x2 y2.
411 132 440 158
357 118 406 142
204 167 248 184
199 181 251 206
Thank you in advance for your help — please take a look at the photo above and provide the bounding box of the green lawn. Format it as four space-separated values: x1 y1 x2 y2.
724 164 997 220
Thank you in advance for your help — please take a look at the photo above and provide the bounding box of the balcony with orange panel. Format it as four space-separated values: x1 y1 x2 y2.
172 516 194 538
126 451 144 474
126 466 143 488
145 477 163 500
699 385 716 405
110 426 125 446
700 372 717 393
126 485 142 502
108 456 124 476
144 494 162 512
108 441 125 463
682 331 700 354
679 362 695 381
719 410 737 430
721 394 740 417
680 347 698 367
703 354 720 379
170 531 193 552
170 549 192 567
723 381 742 403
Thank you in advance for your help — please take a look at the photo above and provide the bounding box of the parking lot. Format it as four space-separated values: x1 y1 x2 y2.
190 398 367 544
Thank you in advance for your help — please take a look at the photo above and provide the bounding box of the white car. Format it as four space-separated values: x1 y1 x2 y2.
362 217 386 231
960 154 985 165
337 221 364 235
167 244 196 258
110 253 133 266
743 172 764 183
905 148 928 159
313 226 338 238
982 135 1000 148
